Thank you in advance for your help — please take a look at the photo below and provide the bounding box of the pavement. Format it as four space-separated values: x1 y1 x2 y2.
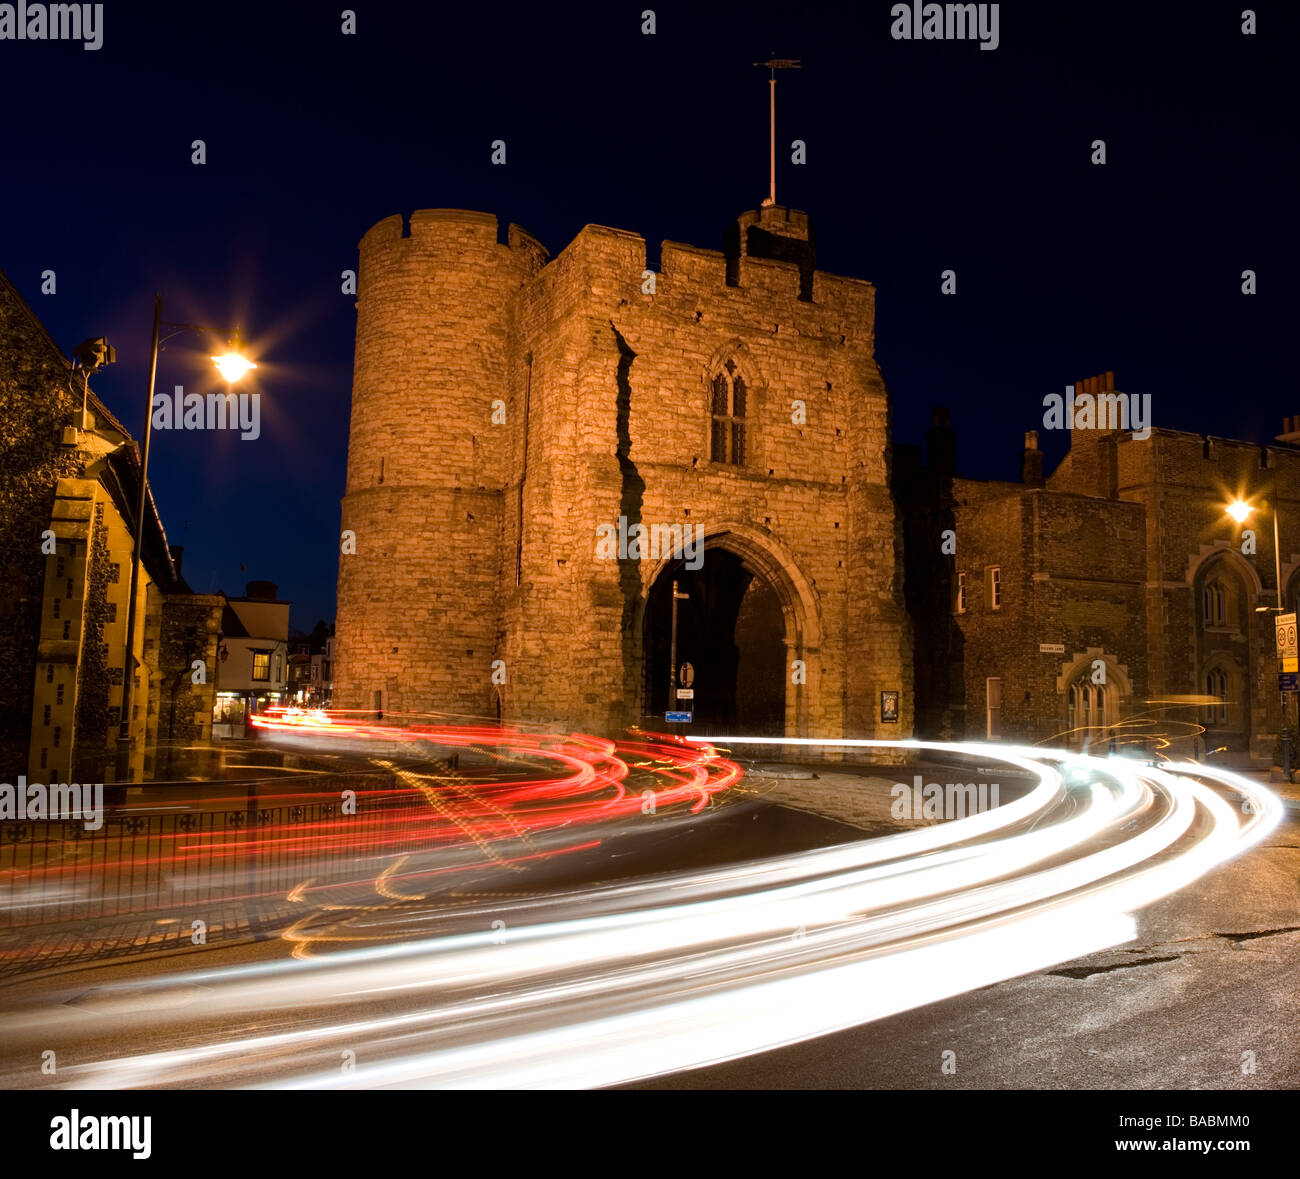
1203 757 1300 815
741 755 1300 828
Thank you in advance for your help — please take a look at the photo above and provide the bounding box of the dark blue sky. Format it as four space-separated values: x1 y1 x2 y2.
4 1 1295 629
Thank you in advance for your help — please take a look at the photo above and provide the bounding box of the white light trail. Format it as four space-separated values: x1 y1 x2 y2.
0 742 1280 1090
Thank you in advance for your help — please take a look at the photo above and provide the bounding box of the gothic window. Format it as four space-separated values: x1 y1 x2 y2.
955 571 967 614
710 360 747 466
1203 668 1229 726
1202 581 1226 626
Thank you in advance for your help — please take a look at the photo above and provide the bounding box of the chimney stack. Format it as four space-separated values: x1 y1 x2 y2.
927 406 956 476
1022 430 1044 487
1074 370 1116 398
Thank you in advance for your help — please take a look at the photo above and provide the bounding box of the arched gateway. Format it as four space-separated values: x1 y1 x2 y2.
641 528 821 736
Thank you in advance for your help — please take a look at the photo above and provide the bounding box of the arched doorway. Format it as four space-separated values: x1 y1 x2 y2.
643 546 788 734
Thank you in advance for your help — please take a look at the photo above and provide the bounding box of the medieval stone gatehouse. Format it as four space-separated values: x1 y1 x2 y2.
334 205 912 738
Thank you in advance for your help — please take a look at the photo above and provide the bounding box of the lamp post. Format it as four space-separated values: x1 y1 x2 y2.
1227 468 1290 778
114 296 256 783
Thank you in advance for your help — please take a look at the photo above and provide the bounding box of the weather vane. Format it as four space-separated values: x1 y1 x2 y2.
753 55 801 208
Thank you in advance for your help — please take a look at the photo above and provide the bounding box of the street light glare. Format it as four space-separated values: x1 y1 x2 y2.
211 351 257 383
1225 499 1253 523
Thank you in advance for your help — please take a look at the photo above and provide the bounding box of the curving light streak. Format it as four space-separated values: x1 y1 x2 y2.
0 738 1280 1090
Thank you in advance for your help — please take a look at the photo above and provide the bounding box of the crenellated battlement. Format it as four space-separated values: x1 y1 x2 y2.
357 209 550 283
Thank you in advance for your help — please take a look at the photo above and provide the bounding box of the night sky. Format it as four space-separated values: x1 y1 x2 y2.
4 1 1295 630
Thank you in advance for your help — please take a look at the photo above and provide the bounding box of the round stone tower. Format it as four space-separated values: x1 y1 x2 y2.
334 209 547 718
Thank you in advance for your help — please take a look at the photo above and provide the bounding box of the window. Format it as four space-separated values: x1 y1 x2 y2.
1202 581 1226 626
52 598 60 619
985 677 1002 739
986 566 1002 610
1204 669 1229 726
252 651 271 681
955 572 967 614
1068 673 1114 751
710 360 747 466
56 683 64 704
43 705 51 725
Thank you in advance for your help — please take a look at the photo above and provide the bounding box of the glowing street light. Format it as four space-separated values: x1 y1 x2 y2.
1225 484 1291 776
116 297 259 782
211 349 257 384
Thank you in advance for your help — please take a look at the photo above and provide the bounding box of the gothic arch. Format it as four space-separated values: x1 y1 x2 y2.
1055 648 1133 698
639 521 822 652
703 338 766 389
638 522 823 735
1185 542 1264 599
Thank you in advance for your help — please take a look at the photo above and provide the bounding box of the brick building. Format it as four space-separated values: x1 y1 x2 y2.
899 375 1300 763
0 268 224 783
334 206 912 738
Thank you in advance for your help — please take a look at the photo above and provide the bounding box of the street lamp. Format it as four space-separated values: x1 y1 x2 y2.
115 294 256 782
1225 478 1290 778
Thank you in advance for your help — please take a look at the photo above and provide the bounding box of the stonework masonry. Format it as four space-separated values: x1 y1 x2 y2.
334 206 913 739
899 377 1300 762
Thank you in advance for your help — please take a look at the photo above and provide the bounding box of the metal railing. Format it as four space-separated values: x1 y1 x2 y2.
0 769 434 973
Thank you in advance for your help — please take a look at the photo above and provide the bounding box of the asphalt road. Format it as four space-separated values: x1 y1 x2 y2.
632 810 1300 1089
1 771 1294 1090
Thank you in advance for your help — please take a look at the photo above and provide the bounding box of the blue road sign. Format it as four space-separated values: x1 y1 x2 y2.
665 711 693 723
1279 672 1299 692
